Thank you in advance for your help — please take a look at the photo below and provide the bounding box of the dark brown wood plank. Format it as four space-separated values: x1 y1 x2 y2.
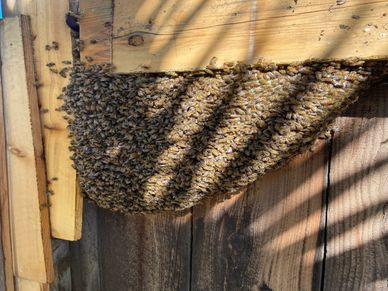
70 203 101 291
192 142 327 291
324 84 388 291
97 209 191 291
50 240 72 291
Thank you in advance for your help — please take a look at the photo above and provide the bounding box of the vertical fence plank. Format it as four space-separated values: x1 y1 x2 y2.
1 16 54 283
3 0 83 241
192 143 327 291
70 203 101 291
50 240 72 291
324 85 388 290
0 21 14 291
98 210 191 291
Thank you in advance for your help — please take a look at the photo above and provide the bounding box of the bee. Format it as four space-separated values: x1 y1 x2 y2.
60 60 384 212
51 41 59 50
59 68 69 78
85 56 94 62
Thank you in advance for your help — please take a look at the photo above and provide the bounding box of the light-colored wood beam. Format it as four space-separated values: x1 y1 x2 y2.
0 16 54 283
0 21 16 291
4 0 83 241
111 0 388 72
16 278 49 291
80 0 112 64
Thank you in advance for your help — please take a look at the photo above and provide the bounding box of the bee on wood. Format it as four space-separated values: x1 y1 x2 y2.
85 56 94 62
52 41 59 50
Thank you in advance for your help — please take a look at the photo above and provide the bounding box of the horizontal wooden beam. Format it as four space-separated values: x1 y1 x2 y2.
110 0 388 72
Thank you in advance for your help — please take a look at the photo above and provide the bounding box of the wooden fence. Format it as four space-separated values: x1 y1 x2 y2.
69 84 388 291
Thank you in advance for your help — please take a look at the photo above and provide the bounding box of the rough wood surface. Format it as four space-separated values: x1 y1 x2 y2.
16 278 49 291
112 0 388 72
0 28 15 291
4 0 83 241
324 85 388 291
68 92 388 290
79 0 112 64
0 16 53 283
192 143 327 291
0 230 5 291
49 240 72 291
70 203 101 291
97 209 191 291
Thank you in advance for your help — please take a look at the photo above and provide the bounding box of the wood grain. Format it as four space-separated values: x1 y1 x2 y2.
192 142 327 291
70 203 101 291
97 209 191 291
112 0 388 73
0 21 15 291
0 16 54 283
0 25 15 291
80 0 112 64
324 85 388 290
49 240 72 291
16 278 49 291
3 0 83 241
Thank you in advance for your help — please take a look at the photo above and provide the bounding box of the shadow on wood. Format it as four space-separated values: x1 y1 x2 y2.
70 82 388 291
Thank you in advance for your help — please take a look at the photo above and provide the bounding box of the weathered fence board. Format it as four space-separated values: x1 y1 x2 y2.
324 84 388 290
68 89 388 291
192 143 327 291
97 209 191 290
70 203 101 291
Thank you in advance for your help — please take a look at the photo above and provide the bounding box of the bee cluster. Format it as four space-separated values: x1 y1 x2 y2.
62 60 386 213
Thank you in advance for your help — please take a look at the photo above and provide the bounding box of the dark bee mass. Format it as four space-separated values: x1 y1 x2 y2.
62 60 388 213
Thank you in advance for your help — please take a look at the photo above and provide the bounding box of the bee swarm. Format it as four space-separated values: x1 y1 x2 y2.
62 60 387 213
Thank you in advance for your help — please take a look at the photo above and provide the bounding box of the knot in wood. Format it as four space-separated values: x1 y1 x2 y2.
128 34 144 46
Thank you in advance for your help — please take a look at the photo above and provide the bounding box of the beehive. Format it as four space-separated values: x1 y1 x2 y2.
62 60 387 213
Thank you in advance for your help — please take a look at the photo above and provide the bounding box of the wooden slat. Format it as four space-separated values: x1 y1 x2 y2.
70 203 101 291
4 0 83 241
324 85 388 290
97 209 191 291
0 16 54 283
80 0 112 64
49 240 72 291
16 278 49 291
192 143 327 290
0 233 6 290
112 0 388 72
0 27 15 291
